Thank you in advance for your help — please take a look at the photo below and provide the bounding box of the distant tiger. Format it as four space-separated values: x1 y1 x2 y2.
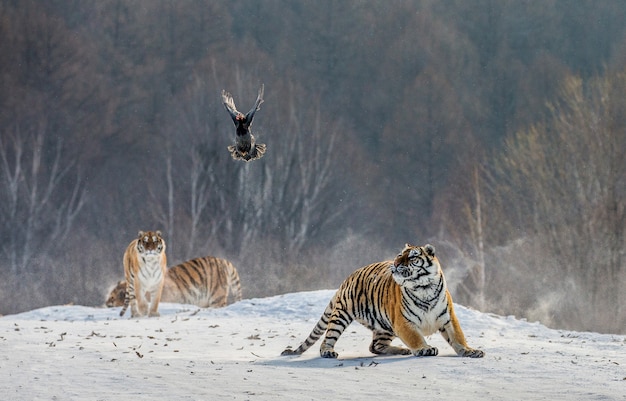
108 256 242 310
282 243 484 359
120 230 167 318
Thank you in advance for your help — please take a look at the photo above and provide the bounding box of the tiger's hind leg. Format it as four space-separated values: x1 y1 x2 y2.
319 309 354 358
369 330 411 355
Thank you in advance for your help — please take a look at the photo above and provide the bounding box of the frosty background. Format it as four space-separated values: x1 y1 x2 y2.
0 1 624 333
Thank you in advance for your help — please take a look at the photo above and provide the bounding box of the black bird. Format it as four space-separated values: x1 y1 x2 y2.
221 84 267 161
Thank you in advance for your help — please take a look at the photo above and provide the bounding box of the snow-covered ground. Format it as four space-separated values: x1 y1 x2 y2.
0 289 624 400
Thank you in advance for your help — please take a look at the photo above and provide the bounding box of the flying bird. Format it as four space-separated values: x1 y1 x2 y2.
221 84 267 161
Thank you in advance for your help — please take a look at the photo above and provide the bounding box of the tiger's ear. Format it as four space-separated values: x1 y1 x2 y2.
138 231 145 238
395 243 412 265
397 243 410 258
156 230 162 237
424 244 435 257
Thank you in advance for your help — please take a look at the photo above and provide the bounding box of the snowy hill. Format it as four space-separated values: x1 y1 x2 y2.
1 290 624 400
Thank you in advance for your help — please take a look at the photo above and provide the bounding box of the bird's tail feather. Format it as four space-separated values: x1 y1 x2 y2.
227 144 266 161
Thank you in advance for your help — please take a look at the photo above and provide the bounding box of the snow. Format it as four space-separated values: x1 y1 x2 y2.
1 290 624 400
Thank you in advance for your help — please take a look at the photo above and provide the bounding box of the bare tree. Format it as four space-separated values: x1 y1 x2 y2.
0 122 86 283
192 81 346 257
480 72 626 332
456 166 487 310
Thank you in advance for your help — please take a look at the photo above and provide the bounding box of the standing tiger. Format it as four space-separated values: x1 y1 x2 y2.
282 243 484 359
109 256 242 310
120 230 167 318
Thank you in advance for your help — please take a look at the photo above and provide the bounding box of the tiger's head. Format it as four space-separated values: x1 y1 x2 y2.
136 230 165 257
105 280 127 307
390 243 441 287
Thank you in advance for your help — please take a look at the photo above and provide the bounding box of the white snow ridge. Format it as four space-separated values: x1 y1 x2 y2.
1 290 624 400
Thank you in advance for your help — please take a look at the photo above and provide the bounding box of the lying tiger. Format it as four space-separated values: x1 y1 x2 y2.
282 243 484 359
108 255 242 311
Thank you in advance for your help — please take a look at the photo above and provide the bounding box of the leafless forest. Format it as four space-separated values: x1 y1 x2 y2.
0 1 624 333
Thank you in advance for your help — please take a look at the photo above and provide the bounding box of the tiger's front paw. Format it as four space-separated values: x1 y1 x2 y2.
459 348 484 358
148 311 160 317
412 346 439 357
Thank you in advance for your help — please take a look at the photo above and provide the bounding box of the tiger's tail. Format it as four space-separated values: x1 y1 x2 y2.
119 292 130 317
281 301 334 356
228 263 243 303
119 278 134 317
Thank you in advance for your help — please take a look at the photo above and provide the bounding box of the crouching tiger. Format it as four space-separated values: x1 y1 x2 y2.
282 243 484 359
107 256 242 310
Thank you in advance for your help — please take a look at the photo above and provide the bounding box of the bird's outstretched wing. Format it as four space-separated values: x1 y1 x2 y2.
221 90 241 124
245 84 264 122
